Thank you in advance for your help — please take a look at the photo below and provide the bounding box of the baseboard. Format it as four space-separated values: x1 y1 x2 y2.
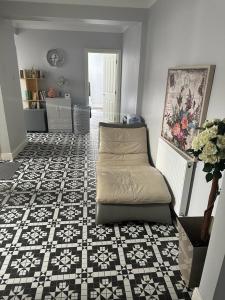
192 288 203 300
0 138 27 161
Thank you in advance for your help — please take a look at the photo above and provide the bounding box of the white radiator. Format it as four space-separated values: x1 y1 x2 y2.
156 138 194 216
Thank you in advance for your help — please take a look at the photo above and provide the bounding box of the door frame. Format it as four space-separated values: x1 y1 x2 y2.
84 48 122 114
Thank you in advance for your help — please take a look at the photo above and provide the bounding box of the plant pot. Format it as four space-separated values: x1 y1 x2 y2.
177 217 209 288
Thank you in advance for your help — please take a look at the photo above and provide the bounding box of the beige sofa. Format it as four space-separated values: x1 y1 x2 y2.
96 123 172 224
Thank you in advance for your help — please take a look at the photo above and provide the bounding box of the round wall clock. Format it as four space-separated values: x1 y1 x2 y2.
47 49 65 67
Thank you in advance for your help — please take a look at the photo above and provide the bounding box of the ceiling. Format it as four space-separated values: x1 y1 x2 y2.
3 0 157 9
13 18 137 33
7 0 155 33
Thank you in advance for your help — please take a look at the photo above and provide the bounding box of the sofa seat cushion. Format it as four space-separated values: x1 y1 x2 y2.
96 164 171 205
97 153 149 166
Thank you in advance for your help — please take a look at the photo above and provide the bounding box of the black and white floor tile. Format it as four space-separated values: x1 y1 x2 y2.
0 110 192 299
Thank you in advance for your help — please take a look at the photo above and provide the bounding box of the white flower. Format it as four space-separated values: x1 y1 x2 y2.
194 126 218 148
202 120 214 128
192 136 201 151
198 131 209 146
191 119 225 168
202 141 218 156
199 153 218 164
207 155 218 164
208 125 218 138
217 135 225 149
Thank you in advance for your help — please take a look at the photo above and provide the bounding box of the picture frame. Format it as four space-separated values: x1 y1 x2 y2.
161 65 215 155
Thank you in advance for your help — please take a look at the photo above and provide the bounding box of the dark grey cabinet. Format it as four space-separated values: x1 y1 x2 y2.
24 108 47 132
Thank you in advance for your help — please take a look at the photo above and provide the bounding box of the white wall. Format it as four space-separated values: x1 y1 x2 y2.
121 23 142 116
15 29 122 105
88 53 104 108
141 0 225 216
0 19 26 160
195 176 225 300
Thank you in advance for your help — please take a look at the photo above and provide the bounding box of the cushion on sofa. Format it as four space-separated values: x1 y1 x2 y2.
96 164 171 205
99 126 147 154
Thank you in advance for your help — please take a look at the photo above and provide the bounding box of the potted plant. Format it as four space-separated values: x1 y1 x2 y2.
178 118 225 288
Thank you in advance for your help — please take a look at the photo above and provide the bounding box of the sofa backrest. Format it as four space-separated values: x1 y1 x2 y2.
99 123 148 155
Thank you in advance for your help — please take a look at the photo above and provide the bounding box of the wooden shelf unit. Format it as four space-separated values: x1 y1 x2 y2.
20 76 45 109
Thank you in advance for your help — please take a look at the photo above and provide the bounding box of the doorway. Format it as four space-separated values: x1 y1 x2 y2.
85 50 121 125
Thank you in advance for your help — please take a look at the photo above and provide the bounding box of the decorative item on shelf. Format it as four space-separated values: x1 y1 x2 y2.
39 90 46 101
26 69 32 78
47 49 65 67
56 76 67 87
36 70 41 78
178 117 225 288
47 87 57 98
19 70 24 78
64 93 71 100
19 68 42 79
56 76 69 97
31 66 36 78
30 101 37 109
33 91 38 101
25 90 32 100
161 65 215 155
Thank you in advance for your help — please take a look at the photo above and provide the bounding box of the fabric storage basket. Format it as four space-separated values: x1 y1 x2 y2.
73 105 91 134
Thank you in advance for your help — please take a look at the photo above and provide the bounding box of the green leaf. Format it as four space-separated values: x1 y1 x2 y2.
211 137 218 145
219 161 225 171
218 122 225 135
214 170 222 179
203 163 213 173
206 173 213 182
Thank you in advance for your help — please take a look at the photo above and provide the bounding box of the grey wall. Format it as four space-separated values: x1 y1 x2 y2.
15 29 122 105
0 88 11 155
0 19 26 158
141 0 225 216
121 23 142 116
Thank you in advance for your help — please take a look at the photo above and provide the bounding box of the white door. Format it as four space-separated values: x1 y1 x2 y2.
88 53 104 108
103 54 119 123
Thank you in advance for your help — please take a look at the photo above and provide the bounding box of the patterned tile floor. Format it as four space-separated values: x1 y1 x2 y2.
0 110 192 299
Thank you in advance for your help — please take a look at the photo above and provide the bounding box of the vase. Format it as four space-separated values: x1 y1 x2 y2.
47 88 57 98
178 217 209 288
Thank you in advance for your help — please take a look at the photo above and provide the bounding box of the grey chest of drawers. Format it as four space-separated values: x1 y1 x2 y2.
46 97 72 132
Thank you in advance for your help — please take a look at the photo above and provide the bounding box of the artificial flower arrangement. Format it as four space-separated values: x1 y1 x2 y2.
189 118 225 242
164 88 200 151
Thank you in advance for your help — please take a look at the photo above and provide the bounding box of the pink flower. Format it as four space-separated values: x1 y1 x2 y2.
177 131 184 141
172 123 181 136
181 116 188 129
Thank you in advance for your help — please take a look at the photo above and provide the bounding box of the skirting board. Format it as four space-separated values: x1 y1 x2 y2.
192 288 203 300
0 138 27 161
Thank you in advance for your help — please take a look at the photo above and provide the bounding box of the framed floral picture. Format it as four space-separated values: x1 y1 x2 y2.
161 65 215 155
